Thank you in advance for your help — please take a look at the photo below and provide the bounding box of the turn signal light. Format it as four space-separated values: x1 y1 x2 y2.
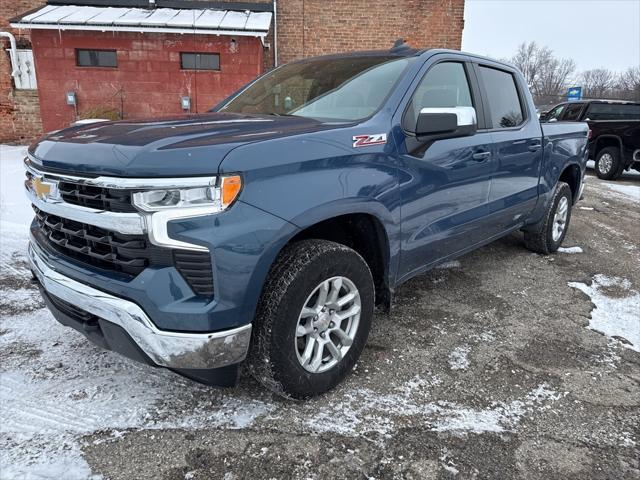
221 175 242 208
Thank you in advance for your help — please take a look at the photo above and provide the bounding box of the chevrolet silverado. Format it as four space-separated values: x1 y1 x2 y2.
26 44 589 398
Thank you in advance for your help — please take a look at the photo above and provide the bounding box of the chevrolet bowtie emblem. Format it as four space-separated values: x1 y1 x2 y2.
31 176 53 200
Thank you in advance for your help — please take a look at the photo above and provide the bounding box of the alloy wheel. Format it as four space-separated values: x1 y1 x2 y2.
295 276 361 373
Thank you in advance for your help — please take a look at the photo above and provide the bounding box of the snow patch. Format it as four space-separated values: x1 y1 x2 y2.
602 182 640 203
436 260 461 270
305 379 562 437
448 345 470 370
1 145 31 270
431 384 563 434
558 246 583 254
569 275 640 352
0 288 42 309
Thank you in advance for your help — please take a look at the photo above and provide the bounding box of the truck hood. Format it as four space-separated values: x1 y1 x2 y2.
28 112 333 177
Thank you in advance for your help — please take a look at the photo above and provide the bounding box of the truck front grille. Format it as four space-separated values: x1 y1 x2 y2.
32 207 214 297
58 180 137 213
34 206 154 276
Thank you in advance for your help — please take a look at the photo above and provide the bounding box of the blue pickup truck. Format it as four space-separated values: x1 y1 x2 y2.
26 44 588 398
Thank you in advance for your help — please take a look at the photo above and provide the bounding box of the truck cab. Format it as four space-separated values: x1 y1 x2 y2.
26 45 589 397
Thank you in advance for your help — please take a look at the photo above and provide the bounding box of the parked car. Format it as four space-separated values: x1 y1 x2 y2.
540 100 640 180
25 45 588 398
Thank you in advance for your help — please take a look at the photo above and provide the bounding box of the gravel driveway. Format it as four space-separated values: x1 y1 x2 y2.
1 145 638 479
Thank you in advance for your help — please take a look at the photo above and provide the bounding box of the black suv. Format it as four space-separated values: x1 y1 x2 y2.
541 100 640 180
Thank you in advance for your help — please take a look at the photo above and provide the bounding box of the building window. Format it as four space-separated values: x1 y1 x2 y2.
180 52 220 71
76 49 117 68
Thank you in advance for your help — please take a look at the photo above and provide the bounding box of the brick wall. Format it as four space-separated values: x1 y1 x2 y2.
32 30 263 133
0 0 46 143
274 0 465 65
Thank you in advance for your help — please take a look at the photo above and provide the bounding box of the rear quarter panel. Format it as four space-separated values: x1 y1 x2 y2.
536 122 589 215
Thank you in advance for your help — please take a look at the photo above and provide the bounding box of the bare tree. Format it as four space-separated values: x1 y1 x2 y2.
510 42 576 105
534 57 576 106
581 68 616 98
511 42 551 87
616 66 640 100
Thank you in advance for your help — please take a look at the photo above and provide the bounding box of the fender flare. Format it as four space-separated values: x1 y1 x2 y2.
593 134 623 155
245 198 398 312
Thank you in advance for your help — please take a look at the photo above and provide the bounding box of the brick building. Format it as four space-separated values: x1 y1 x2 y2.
1 0 465 143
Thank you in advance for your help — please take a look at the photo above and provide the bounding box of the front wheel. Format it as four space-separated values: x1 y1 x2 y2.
248 239 374 398
524 181 573 254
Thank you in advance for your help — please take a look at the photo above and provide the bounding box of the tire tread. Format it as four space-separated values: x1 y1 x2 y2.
524 181 572 254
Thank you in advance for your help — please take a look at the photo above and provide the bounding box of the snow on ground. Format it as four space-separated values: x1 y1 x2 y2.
436 260 461 269
558 246 583 254
448 345 470 370
305 375 563 437
569 275 640 352
1 145 32 273
431 384 564 434
585 160 640 204
601 182 640 203
0 308 275 478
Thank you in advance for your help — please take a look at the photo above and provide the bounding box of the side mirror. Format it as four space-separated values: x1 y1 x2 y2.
416 106 477 139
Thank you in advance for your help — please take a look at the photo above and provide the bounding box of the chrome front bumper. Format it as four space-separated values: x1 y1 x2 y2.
28 241 251 370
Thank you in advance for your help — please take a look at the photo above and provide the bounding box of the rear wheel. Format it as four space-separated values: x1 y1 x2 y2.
595 146 623 180
248 239 374 398
524 181 573 254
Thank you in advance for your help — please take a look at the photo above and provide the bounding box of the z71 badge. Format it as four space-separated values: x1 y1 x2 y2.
352 133 387 148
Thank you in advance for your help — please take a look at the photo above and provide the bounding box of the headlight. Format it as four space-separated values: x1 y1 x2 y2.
132 175 242 213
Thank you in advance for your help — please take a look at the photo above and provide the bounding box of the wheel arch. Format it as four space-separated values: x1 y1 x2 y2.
263 203 396 310
594 134 623 155
558 163 582 204
289 212 392 308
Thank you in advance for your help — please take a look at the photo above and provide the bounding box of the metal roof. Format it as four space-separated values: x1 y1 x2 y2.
10 5 272 37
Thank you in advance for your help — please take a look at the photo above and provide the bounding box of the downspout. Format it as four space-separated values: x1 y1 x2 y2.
0 31 20 79
273 0 278 67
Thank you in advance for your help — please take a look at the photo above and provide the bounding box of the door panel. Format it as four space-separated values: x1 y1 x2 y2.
487 126 543 230
475 64 543 233
397 133 494 278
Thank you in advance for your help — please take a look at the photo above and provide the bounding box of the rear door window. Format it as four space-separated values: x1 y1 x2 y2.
478 66 525 128
584 103 640 120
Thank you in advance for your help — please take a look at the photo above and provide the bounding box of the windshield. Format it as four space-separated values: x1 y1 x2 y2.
219 56 414 121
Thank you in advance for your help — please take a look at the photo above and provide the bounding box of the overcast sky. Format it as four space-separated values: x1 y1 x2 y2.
462 0 640 73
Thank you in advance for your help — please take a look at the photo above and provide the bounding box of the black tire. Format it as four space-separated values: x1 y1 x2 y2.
524 181 573 254
248 239 374 399
595 146 623 180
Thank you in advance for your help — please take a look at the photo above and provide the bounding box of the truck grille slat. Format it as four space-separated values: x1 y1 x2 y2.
173 251 214 297
58 181 137 213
